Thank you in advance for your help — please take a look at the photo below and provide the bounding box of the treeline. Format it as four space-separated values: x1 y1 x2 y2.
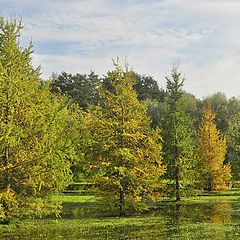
51 68 233 200
0 18 239 221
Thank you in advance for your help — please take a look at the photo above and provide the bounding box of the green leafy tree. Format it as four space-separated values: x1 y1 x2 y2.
203 92 228 134
50 71 100 110
227 97 240 180
66 103 96 182
144 99 167 129
0 18 74 221
89 62 165 215
132 72 165 102
162 68 196 201
181 91 199 127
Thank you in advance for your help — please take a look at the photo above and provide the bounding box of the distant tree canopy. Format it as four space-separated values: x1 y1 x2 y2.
50 71 100 110
51 70 165 109
132 72 166 102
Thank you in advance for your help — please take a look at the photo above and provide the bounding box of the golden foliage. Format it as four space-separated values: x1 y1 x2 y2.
197 104 231 190
89 62 165 213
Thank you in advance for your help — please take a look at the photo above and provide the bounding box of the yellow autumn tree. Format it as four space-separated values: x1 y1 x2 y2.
197 104 231 190
88 61 165 215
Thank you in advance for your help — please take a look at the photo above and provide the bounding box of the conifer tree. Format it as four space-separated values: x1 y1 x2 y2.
197 104 231 190
162 68 196 201
0 17 74 221
89 62 165 215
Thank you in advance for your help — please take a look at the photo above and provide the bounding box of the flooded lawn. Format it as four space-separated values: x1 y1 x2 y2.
1 196 240 239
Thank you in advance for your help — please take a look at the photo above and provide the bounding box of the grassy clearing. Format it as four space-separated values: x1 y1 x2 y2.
51 195 95 203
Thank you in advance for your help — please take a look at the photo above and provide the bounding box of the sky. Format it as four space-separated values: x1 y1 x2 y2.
2 0 240 99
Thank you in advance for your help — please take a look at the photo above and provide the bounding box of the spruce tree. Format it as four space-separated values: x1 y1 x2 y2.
162 68 196 201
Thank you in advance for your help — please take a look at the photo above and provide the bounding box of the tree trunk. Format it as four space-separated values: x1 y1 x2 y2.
173 109 181 202
175 166 180 201
174 202 181 224
119 186 125 216
208 176 212 191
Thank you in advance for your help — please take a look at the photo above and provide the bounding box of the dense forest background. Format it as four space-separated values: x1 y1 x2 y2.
0 17 239 221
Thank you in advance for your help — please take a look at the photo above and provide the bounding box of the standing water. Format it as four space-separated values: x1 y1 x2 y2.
1 198 240 239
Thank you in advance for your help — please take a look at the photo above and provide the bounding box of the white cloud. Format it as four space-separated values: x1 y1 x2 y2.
32 52 112 78
3 0 240 98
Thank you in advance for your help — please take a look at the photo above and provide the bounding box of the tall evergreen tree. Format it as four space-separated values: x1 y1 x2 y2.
197 104 231 190
162 68 196 201
89 62 165 215
0 17 74 221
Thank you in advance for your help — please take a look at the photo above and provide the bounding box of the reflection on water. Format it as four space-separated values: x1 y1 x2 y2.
1 199 240 240
157 200 233 224
210 202 232 223
156 200 233 240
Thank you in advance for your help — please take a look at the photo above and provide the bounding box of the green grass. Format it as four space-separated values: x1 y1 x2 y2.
199 188 240 196
2 189 240 239
51 194 95 203
182 195 240 203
